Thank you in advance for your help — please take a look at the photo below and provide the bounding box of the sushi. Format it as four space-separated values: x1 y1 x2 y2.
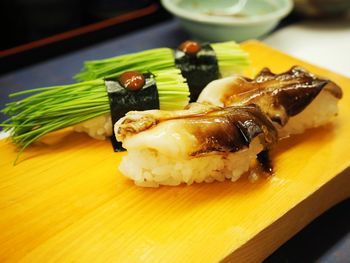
1 69 189 161
197 66 343 138
115 66 343 187
1 41 250 160
115 103 278 187
75 40 250 102
75 40 250 82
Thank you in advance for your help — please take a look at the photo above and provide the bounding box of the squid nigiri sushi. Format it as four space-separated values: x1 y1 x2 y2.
115 103 277 187
197 66 343 138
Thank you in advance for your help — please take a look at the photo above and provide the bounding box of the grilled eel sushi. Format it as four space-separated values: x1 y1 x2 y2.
115 66 342 187
198 66 342 138
115 103 277 187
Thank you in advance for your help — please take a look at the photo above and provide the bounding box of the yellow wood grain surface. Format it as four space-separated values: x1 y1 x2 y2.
1 41 350 263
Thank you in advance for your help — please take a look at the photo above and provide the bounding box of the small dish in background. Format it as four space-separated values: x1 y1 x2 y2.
161 0 293 42
294 0 350 18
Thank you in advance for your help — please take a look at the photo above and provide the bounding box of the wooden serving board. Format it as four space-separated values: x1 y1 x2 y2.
1 41 350 263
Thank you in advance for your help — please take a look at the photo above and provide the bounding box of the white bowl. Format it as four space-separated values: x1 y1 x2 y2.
161 0 293 42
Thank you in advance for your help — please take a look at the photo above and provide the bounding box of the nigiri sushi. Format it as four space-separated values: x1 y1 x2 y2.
115 103 277 187
197 66 343 138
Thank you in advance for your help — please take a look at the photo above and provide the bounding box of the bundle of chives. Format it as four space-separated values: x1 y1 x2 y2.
1 69 189 159
210 41 250 77
74 41 250 82
75 48 175 81
153 69 190 110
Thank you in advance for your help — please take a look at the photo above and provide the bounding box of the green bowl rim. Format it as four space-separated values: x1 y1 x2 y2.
161 0 294 25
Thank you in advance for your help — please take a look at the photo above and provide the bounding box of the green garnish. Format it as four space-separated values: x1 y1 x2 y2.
1 69 189 162
74 41 250 82
74 48 175 82
211 41 250 77
1 41 250 163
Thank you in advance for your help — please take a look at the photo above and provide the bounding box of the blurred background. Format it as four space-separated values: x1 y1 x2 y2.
0 0 170 73
1 0 349 74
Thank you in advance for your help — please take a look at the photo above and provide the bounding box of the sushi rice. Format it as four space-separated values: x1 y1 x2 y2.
73 114 112 140
119 138 263 187
279 91 339 137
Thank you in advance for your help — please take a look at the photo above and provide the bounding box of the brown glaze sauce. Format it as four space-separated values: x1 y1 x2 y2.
222 66 342 126
257 150 273 174
118 71 145 91
178 40 201 55
186 105 277 156
117 104 278 157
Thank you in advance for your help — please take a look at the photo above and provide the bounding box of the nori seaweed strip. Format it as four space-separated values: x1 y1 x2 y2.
175 43 219 101
105 73 159 151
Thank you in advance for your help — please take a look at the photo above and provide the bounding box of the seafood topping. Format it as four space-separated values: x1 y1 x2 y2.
186 105 278 156
178 40 202 55
118 71 145 91
115 103 278 157
198 66 342 126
